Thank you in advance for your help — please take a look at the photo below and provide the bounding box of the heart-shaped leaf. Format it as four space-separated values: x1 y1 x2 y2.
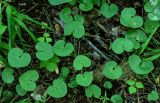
100 3 118 18
8 48 31 68
47 79 67 98
73 55 91 70
128 86 137 94
16 84 27 96
85 84 101 98
147 90 159 101
103 61 123 80
19 70 39 91
2 68 14 84
53 40 74 57
79 0 93 11
111 38 134 54
48 0 72 5
76 71 93 87
144 19 159 33
120 8 143 28
35 42 54 61
60 8 73 23
111 95 123 103
128 54 154 74
63 15 85 38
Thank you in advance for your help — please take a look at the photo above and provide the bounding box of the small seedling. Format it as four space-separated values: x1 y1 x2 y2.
76 71 93 87
16 84 27 96
37 32 52 43
85 84 101 98
128 54 154 74
60 8 73 23
35 42 54 61
100 3 118 18
120 7 143 28
147 90 159 101
19 70 39 91
79 0 93 11
103 61 123 80
73 55 91 70
47 79 67 98
111 38 134 54
2 68 14 84
8 48 31 68
103 81 113 89
110 95 123 103
53 40 74 57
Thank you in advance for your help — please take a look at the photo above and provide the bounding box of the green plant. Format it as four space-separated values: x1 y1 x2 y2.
48 0 72 5
76 71 93 87
79 0 93 11
47 79 67 98
126 79 144 94
147 90 159 101
103 61 123 80
19 70 39 91
37 32 52 43
100 3 118 18
16 84 27 96
110 95 123 103
8 48 31 68
103 81 113 89
73 55 91 70
85 84 101 98
2 68 14 84
120 8 143 28
53 40 74 57
128 54 154 74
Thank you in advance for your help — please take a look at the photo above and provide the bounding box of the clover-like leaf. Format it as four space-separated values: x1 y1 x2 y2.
35 42 54 61
8 48 31 68
111 38 134 54
63 15 85 38
103 61 123 80
147 90 159 101
60 8 73 23
128 54 154 74
48 0 72 5
100 3 118 18
76 71 93 87
120 8 143 28
47 79 67 98
79 0 93 11
128 86 136 94
111 95 123 103
135 82 144 89
61 67 70 77
2 68 14 84
16 84 27 96
53 40 74 57
144 19 159 33
47 62 58 72
19 70 39 91
85 84 101 98
73 55 91 70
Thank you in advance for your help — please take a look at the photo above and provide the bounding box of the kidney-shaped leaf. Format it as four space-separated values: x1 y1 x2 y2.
48 0 72 5
76 71 93 87
8 48 31 68
2 68 14 84
19 70 39 91
85 84 101 98
111 95 123 103
35 42 54 61
103 61 123 80
128 54 154 74
47 79 67 98
147 90 159 101
53 40 74 57
79 0 93 11
60 8 73 23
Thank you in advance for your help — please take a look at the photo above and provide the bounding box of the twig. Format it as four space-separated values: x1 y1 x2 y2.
25 3 39 13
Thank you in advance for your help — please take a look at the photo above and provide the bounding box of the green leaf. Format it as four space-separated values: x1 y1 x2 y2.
8 48 31 68
103 81 113 89
100 3 118 18
103 61 123 80
76 71 93 87
19 70 39 91
128 86 136 94
111 95 123 103
144 19 159 33
53 40 74 57
35 42 54 61
120 8 143 28
126 80 136 86
128 54 154 74
73 55 91 70
48 0 72 5
111 38 134 54
147 90 159 101
135 82 144 88
79 0 93 11
2 68 14 84
47 62 57 72
16 84 27 96
61 67 70 77
60 8 73 23
47 79 67 98
0 24 7 37
85 84 101 98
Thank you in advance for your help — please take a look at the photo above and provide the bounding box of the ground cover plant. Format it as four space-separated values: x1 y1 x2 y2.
0 0 160 103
